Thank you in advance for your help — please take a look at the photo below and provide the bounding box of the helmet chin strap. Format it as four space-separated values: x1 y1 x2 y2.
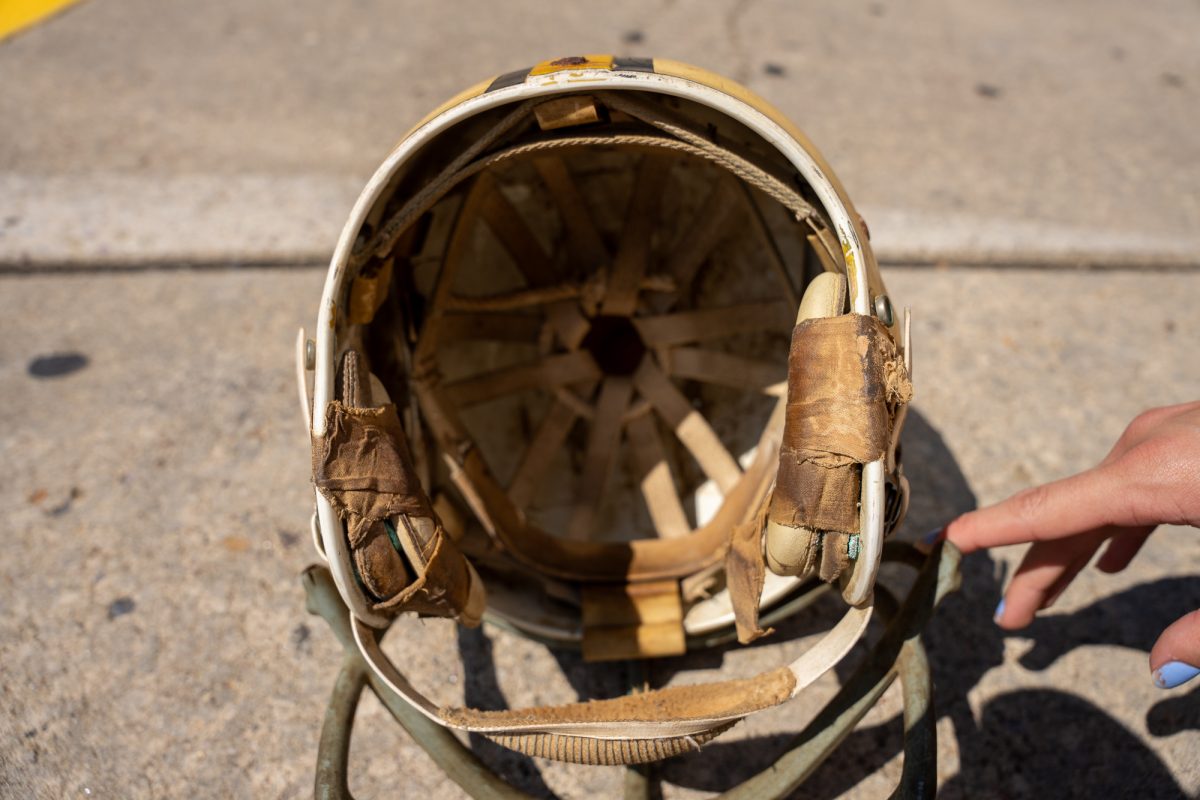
349 595 872 766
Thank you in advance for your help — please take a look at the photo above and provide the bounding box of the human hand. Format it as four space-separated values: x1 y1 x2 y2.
940 401 1200 689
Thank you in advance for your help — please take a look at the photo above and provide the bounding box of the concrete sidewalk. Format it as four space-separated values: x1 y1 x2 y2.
1 266 1198 798
2 2 1199 797
1 0 1198 268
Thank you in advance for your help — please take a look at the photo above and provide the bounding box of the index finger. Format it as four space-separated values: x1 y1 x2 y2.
945 465 1130 554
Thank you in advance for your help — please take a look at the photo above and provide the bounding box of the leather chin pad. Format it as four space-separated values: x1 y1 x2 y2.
766 271 846 579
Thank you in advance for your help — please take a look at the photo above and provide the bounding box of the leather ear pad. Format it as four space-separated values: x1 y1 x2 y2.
320 350 487 626
765 272 847 578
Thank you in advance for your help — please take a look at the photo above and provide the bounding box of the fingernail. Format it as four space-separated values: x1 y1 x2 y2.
993 598 1006 623
920 528 944 546
1152 661 1200 689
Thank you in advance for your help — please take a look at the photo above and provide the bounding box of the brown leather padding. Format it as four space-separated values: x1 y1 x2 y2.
313 381 476 622
354 521 411 601
768 314 897 538
371 528 475 619
313 400 433 542
441 665 795 728
773 458 863 537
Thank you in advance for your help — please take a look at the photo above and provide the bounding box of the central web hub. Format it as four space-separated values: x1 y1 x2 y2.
581 315 647 376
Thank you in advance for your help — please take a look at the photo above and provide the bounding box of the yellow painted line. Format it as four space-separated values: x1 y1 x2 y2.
0 0 85 42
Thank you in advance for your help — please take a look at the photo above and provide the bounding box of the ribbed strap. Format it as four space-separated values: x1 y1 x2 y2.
351 597 871 765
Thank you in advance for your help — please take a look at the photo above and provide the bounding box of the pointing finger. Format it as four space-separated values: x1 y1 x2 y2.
1151 608 1200 689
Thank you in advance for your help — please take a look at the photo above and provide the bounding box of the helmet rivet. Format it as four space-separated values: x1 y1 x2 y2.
874 295 893 327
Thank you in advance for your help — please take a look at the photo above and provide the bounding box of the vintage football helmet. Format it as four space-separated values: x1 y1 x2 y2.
298 55 912 766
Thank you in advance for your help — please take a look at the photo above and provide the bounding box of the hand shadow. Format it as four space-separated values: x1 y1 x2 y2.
1014 575 1200 759
1147 682 1200 737
1019 576 1200 672
903 412 1188 798
940 689 1185 799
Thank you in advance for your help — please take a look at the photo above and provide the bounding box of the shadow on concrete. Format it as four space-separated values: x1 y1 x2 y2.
1147 683 1200 737
447 408 1187 798
938 690 1184 800
1019 577 1200 672
455 625 558 799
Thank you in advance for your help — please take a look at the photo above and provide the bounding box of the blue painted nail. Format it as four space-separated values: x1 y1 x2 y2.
920 528 943 546
993 599 1006 623
1153 661 1200 689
